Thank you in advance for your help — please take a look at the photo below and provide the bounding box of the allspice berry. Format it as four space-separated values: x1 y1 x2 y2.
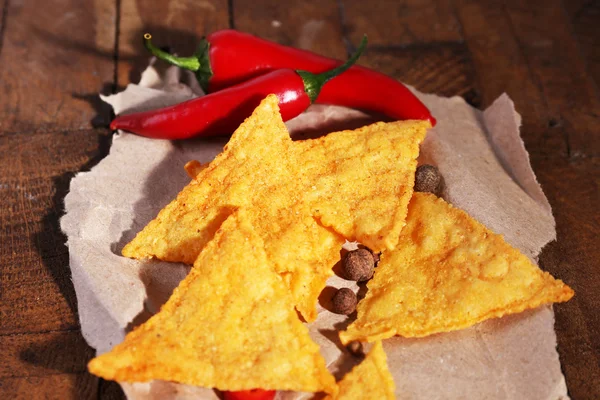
332 288 357 315
343 249 374 281
346 341 364 357
414 164 443 195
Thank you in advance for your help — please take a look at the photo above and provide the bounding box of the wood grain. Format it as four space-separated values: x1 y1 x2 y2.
504 0 600 158
0 330 94 378
341 0 462 46
534 155 600 399
341 0 478 109
234 0 346 60
0 129 111 335
0 373 98 400
358 43 477 101
0 0 6 52
0 0 115 134
564 0 600 90
117 0 229 89
453 0 569 157
98 379 126 400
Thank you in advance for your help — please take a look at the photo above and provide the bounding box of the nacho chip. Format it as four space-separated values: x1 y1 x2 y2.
122 95 429 321
326 341 395 400
254 206 344 321
295 119 429 252
340 193 574 343
90 211 336 394
184 160 207 179
122 95 293 265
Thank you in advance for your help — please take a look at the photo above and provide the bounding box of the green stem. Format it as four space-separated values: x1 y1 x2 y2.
318 35 367 83
143 33 200 72
297 35 368 103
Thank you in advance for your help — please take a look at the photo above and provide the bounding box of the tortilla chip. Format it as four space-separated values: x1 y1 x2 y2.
122 95 429 321
296 119 429 252
89 211 337 394
122 95 293 265
254 206 344 321
340 193 574 343
184 160 206 179
326 341 395 400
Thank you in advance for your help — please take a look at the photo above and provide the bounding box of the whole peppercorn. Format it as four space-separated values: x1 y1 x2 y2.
414 164 443 195
346 341 364 357
343 249 374 281
332 288 357 315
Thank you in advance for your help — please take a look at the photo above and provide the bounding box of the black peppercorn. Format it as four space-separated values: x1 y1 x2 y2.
332 288 357 315
343 249 374 281
414 164 443 195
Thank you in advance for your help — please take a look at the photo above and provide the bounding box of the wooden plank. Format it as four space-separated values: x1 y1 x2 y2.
98 380 125 400
453 0 568 157
533 155 600 400
0 373 98 400
117 0 229 89
358 43 477 103
0 0 116 134
503 0 600 158
0 330 94 378
340 0 477 113
0 0 6 53
341 0 462 46
0 129 112 335
234 0 346 60
564 0 600 88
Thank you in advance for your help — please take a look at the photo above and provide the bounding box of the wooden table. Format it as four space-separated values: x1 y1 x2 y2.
0 0 598 398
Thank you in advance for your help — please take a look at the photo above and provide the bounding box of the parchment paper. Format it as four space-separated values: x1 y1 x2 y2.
61 63 568 399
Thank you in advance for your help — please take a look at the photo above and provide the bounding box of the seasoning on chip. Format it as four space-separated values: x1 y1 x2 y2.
340 193 574 343
89 211 337 394
326 341 395 399
122 95 429 321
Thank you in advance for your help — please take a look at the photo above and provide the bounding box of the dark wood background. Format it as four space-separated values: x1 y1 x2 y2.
0 0 598 398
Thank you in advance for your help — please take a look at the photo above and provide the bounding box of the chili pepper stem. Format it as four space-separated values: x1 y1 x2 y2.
144 33 200 71
143 33 213 91
297 35 368 103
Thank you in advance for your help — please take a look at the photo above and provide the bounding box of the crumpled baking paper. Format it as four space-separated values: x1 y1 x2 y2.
61 62 569 399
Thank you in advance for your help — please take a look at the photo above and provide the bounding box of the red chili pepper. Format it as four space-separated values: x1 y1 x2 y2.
111 37 367 139
144 30 435 125
223 389 276 400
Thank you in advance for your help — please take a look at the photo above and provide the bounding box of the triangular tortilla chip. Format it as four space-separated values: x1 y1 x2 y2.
122 95 429 321
341 193 574 343
326 341 395 400
90 210 336 394
295 119 429 251
122 94 295 265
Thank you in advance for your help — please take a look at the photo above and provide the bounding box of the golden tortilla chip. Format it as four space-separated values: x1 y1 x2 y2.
295 119 429 252
122 95 294 265
90 211 337 394
122 95 429 321
254 206 344 321
341 193 574 343
326 341 395 400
